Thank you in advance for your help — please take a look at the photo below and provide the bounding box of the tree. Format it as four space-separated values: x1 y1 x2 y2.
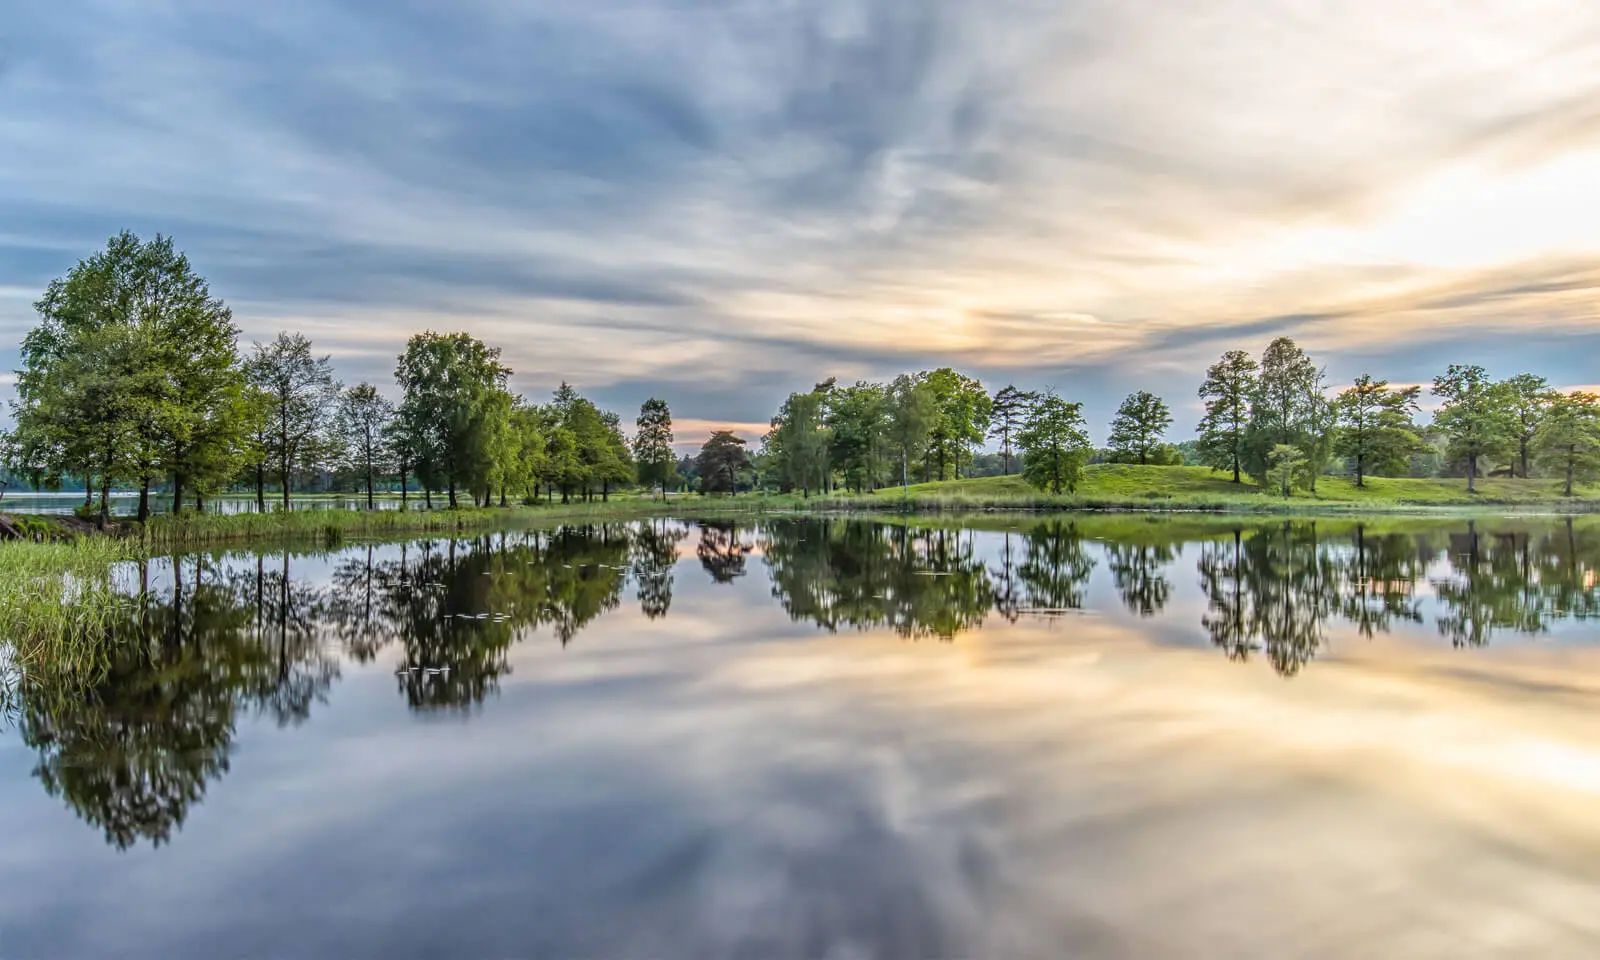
500 399 547 502
9 231 253 521
1017 392 1091 494
1266 444 1306 499
989 385 1037 476
1299 369 1339 494
1503 373 1555 479
766 389 830 496
825 381 889 493
1106 391 1173 465
696 431 751 494
1336 375 1422 486
884 373 937 497
337 383 393 509
1534 391 1600 496
633 398 676 499
1196 350 1259 483
922 368 991 480
1432 364 1515 492
247 332 341 510
1245 337 1316 483
393 332 511 508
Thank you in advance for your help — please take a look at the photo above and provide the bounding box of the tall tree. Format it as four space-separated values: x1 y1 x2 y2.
1432 364 1515 492
988 385 1037 476
337 383 393 509
766 389 831 496
1534 391 1600 497
1335 375 1422 486
1245 337 1317 483
825 381 889 493
1503 373 1555 479
247 333 341 510
696 431 751 494
885 373 937 497
1299 369 1340 494
1196 350 1259 483
633 398 676 499
922 368 991 480
393 332 511 508
1106 391 1173 465
10 231 252 521
1017 392 1091 494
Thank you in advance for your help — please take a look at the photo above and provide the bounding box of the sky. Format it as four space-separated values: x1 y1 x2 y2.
5 0 1600 448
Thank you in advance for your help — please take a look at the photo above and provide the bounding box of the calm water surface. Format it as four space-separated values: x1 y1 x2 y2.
3 515 1600 958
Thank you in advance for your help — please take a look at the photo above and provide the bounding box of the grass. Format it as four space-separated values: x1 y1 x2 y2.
0 536 138 689
839 465 1600 513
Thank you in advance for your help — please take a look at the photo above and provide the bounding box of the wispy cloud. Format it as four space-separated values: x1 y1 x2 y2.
5 0 1600 431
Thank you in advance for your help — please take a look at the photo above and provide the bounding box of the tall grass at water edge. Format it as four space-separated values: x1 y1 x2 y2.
0 536 137 699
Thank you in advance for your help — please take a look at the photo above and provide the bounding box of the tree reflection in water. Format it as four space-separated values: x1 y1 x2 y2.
10 515 1600 851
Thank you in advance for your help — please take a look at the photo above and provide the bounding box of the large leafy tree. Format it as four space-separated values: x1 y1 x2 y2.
1017 392 1091 494
1502 373 1556 479
1432 364 1515 492
1244 337 1317 483
825 381 888 493
696 431 751 494
766 389 831 496
10 231 254 521
922 368 991 481
393 332 511 507
988 385 1037 476
247 333 341 510
884 373 936 496
337 383 393 509
1106 391 1173 465
1534 391 1600 496
1335 375 1421 486
1196 349 1259 483
633 398 676 498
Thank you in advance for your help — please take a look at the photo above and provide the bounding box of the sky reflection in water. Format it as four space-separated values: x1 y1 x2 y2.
2 515 1599 958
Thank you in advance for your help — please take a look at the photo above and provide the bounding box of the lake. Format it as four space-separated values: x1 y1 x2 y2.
3 514 1599 958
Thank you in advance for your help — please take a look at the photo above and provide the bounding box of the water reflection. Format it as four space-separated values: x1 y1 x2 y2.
8 515 1600 859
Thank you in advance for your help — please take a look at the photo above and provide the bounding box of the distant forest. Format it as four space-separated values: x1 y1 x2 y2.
8 232 1599 519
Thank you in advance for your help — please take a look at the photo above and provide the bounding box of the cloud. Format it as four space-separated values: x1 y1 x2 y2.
5 0 1600 431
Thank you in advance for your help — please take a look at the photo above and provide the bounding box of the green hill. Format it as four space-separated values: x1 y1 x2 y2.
860 464 1600 511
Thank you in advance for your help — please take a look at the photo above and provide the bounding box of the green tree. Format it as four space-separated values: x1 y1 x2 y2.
633 398 676 498
1503 373 1556 479
1266 444 1306 499
922 368 991 480
766 389 831 496
247 333 341 510
1196 349 1259 483
884 373 937 496
10 231 252 521
1300 369 1340 494
337 383 393 509
825 381 889 493
696 431 751 494
500 399 547 502
1106 390 1173 465
1336 375 1421 486
393 332 511 508
988 385 1037 476
1244 337 1316 484
1432 364 1515 492
1017 391 1091 494
1534 391 1600 497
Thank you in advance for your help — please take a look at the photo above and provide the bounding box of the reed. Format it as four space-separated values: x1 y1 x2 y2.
0 536 135 680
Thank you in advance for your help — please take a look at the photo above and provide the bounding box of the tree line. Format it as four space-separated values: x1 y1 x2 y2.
9 233 1600 518
5 232 676 523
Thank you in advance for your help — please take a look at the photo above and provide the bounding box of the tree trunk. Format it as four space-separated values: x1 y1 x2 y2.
366 467 375 510
1356 452 1365 488
448 477 457 508
1521 440 1530 480
85 471 93 506
424 486 433 509
1467 453 1477 493
499 485 507 507
138 476 151 523
195 489 205 514
602 480 609 503
400 464 409 506
281 450 292 511
1566 454 1575 497
172 472 186 516
256 465 266 512
98 476 111 529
